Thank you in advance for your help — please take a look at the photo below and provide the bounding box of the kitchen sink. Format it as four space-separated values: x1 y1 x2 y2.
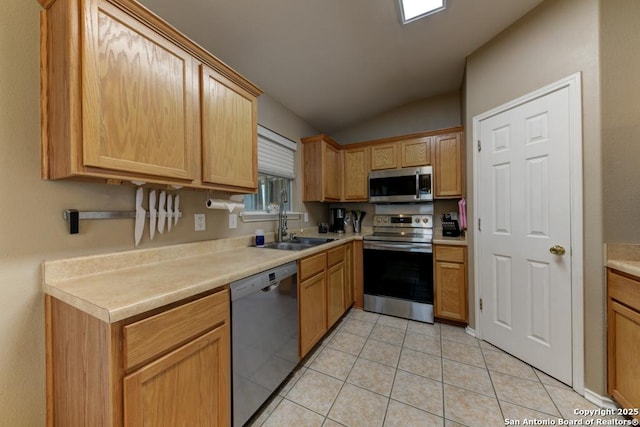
260 237 335 251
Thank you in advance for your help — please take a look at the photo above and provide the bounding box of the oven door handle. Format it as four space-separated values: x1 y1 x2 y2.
364 241 432 253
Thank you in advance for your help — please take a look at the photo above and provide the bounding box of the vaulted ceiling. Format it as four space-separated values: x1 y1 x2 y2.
139 0 544 133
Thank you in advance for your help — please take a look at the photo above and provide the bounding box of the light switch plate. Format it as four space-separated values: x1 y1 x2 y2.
194 214 206 231
229 213 238 229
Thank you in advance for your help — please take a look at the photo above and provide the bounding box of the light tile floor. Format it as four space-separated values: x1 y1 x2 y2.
248 308 628 427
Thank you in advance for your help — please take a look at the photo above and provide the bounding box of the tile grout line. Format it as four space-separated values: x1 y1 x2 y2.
320 311 378 426
481 340 507 426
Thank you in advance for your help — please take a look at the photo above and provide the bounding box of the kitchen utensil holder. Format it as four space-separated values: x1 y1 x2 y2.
63 209 182 235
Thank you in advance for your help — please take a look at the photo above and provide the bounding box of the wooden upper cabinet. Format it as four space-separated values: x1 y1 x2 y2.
81 1 198 181
39 0 261 190
401 137 431 167
434 132 464 198
371 143 398 170
343 147 369 201
200 65 257 191
301 127 463 203
325 144 342 200
301 135 342 202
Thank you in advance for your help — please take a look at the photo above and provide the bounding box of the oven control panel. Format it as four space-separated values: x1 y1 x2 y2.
373 214 432 229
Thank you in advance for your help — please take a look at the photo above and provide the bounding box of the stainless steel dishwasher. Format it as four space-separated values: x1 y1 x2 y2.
230 261 298 427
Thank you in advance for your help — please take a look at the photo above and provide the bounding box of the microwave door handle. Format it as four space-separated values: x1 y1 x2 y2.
415 170 420 199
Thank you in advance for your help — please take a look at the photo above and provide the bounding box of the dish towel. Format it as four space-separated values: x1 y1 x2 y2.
458 197 467 230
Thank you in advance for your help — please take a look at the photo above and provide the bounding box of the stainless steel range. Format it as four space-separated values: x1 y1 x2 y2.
363 204 434 323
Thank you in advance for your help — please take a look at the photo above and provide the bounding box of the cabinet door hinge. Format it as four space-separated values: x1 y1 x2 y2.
480 298 483 310
477 140 481 152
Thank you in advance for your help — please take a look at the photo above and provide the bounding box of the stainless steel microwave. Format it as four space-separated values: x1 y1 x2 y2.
369 166 433 203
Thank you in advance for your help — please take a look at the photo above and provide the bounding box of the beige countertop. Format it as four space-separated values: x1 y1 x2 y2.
43 231 363 324
432 229 468 246
606 243 640 278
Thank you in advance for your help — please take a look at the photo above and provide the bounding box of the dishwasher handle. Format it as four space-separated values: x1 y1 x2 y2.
261 283 279 292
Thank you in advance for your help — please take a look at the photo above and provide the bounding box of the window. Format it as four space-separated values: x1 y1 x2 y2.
244 173 292 212
243 126 297 212
399 0 446 24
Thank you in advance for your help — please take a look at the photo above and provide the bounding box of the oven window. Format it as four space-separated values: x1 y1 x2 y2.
363 248 433 304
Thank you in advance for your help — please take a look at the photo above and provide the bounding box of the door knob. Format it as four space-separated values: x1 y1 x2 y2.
549 245 566 256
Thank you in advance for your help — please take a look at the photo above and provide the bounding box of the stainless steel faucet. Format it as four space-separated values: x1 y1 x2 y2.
277 188 288 242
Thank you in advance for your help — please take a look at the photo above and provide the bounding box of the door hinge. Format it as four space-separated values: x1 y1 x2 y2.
478 218 481 231
477 140 481 152
480 298 483 310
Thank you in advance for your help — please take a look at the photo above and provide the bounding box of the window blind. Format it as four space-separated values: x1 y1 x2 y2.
257 125 297 179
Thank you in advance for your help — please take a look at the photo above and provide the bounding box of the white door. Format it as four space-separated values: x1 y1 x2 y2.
477 86 573 384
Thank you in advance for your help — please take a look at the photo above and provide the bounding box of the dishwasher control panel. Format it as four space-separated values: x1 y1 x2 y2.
230 261 297 301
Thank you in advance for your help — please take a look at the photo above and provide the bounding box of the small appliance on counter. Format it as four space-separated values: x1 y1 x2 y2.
329 207 346 233
318 222 328 233
441 212 461 237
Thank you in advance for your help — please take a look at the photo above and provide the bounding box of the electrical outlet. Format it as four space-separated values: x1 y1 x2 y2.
194 214 206 231
303 212 309 223
229 213 238 229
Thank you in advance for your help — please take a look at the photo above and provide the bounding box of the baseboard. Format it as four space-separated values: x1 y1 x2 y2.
465 325 477 338
584 388 618 410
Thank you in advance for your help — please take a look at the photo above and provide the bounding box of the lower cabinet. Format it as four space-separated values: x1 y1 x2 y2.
46 289 231 427
327 245 346 326
299 242 356 359
299 252 328 357
344 242 355 310
607 269 640 421
434 245 468 323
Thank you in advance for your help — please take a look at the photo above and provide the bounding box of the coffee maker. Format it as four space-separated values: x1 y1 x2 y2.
329 208 346 233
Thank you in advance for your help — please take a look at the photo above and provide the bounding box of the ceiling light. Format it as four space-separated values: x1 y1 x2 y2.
399 0 446 24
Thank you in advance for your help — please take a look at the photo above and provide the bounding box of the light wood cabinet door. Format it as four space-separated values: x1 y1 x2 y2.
371 143 398 170
327 261 345 327
325 144 342 200
302 136 342 202
343 147 370 201
353 240 364 309
607 269 640 419
608 300 640 416
434 245 468 323
299 272 327 358
401 137 431 167
434 132 464 198
344 243 354 310
82 1 198 181
201 65 257 191
124 325 230 427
